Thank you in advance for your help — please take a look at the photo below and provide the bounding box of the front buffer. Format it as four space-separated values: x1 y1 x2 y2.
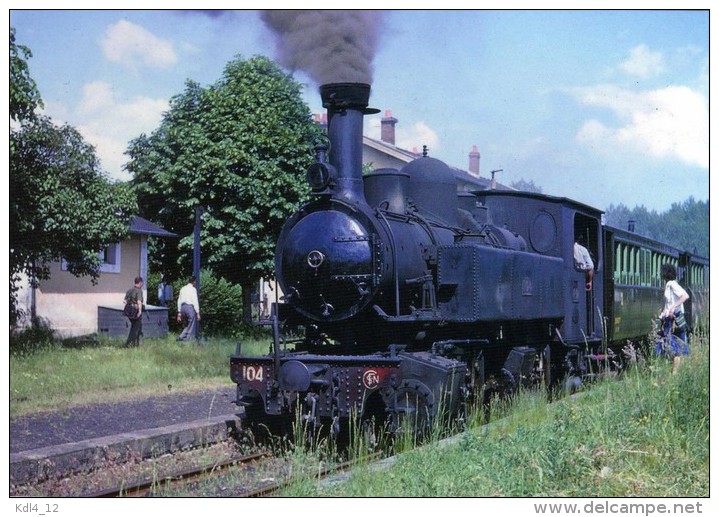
230 348 467 435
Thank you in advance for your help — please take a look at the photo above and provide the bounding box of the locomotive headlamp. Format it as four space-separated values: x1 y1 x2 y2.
306 162 333 191
307 250 325 269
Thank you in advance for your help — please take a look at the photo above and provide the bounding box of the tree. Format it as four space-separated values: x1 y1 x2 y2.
10 27 43 123
10 30 138 326
127 55 322 322
510 178 543 193
604 198 708 257
10 117 138 324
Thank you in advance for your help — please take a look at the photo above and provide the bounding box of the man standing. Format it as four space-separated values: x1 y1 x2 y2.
177 275 200 341
124 276 144 347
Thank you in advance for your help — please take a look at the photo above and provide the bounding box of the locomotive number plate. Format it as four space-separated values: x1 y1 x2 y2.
241 365 264 382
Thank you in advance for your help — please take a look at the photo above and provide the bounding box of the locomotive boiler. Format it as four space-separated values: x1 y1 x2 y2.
230 82 706 437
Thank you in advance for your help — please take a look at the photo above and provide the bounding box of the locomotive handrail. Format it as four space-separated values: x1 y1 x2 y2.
271 310 281 374
376 208 401 317
409 211 439 246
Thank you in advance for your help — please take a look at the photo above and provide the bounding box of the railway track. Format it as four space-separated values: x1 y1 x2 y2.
80 445 379 497
239 455 380 497
84 451 270 497
57 397 548 496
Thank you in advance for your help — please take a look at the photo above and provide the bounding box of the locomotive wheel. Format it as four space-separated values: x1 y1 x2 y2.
390 380 435 438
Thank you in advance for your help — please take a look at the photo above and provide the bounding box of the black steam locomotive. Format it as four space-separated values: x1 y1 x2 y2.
230 83 708 435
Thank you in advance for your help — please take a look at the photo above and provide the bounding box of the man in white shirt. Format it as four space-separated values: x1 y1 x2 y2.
574 237 594 291
177 275 200 341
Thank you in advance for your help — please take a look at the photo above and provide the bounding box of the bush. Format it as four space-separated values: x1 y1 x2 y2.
9 319 56 355
195 269 244 336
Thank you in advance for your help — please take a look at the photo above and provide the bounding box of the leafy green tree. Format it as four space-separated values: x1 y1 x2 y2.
10 27 43 123
10 29 138 326
604 197 708 257
10 117 138 324
127 56 322 323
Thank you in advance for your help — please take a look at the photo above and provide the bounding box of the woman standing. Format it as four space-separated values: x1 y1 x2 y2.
659 263 690 372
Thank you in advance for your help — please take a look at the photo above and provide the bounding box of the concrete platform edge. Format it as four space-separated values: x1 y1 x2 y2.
10 414 240 485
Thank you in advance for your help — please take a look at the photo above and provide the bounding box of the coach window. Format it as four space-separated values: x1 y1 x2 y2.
649 252 655 286
625 246 631 284
639 249 645 285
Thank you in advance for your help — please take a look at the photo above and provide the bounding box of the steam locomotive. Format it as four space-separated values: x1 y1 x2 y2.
230 83 708 435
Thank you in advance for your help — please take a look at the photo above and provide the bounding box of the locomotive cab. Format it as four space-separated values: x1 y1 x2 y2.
471 190 605 347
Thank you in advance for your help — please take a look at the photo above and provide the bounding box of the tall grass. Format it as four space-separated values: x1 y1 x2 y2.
9 332 273 417
283 336 709 497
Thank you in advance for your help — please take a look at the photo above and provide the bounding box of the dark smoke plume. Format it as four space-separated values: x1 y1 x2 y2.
260 10 384 85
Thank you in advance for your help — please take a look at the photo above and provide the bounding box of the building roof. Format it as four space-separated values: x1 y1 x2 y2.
363 136 419 163
362 135 511 191
450 165 496 190
129 216 177 237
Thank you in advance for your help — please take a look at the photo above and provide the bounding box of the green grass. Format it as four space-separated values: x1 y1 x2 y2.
9 331 273 417
284 336 709 497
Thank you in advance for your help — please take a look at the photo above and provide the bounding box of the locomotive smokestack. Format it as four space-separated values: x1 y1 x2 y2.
320 82 379 204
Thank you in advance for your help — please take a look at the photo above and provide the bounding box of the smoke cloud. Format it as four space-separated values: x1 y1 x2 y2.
260 10 384 85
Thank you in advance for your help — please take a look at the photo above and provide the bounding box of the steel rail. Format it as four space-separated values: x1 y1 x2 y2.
83 451 269 498
239 454 380 497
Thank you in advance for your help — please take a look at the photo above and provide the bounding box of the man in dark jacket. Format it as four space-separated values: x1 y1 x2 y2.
124 276 144 347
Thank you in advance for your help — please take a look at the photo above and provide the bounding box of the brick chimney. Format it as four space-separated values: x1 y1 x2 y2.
314 113 328 131
468 145 481 176
381 109 398 145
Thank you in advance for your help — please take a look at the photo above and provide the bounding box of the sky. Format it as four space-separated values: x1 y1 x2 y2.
8 7 710 213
